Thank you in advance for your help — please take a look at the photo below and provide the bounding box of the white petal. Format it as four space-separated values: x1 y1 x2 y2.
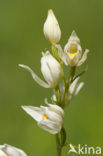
44 98 49 105
52 94 57 101
38 119 61 134
40 104 64 123
55 44 69 65
47 103 64 116
68 30 80 43
75 82 84 95
0 144 27 156
68 51 81 66
59 82 65 95
40 106 63 122
6 145 27 156
0 145 5 149
64 31 80 53
44 95 56 105
59 82 65 102
67 95 72 101
18 64 50 88
69 77 80 94
0 150 7 156
77 49 89 66
22 106 43 122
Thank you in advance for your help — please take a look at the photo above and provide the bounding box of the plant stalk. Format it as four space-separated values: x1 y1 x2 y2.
56 134 62 156
68 66 76 84
56 128 66 156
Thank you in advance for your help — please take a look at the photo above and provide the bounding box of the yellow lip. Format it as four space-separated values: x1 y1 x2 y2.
42 114 48 119
69 53 75 57
70 44 77 53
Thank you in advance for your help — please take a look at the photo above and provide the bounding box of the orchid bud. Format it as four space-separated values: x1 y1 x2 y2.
19 52 61 89
43 9 61 44
41 51 62 88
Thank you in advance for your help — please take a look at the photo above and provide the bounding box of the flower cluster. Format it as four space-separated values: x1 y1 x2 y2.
18 9 89 156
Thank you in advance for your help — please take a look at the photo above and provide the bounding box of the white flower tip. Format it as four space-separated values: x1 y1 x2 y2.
75 82 84 95
22 106 29 113
69 77 80 94
43 9 61 44
22 105 33 113
85 48 89 53
69 30 80 43
18 64 31 72
18 64 22 67
75 76 80 81
18 64 25 68
22 106 32 114
79 82 84 88
44 98 49 105
41 51 50 57
71 30 76 36
48 9 54 15
41 52 45 56
22 105 27 110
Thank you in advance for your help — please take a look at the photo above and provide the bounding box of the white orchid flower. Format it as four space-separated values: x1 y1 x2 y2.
0 144 27 156
43 9 61 44
56 31 89 66
19 51 62 88
22 103 64 134
68 77 84 101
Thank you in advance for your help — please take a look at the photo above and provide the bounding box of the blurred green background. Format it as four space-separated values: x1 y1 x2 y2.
0 0 103 156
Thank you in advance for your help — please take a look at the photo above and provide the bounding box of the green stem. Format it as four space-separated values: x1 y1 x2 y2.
68 66 76 84
55 87 61 105
56 128 66 156
62 66 76 108
60 127 66 147
56 134 62 156
51 45 61 64
61 69 66 89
